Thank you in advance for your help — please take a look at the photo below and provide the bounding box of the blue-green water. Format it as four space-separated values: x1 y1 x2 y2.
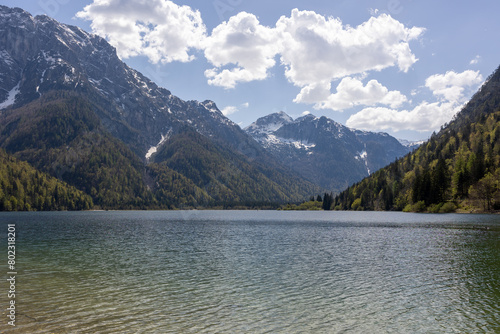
0 211 499 333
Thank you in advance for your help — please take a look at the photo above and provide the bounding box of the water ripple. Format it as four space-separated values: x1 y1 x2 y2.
1 211 499 333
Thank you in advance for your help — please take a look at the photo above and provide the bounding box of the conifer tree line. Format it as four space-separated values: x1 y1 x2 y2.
0 150 93 211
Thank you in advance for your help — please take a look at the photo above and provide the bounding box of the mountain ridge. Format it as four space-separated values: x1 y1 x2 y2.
245 111 411 191
0 5 320 209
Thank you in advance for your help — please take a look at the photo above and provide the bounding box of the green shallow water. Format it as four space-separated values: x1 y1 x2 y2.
0 211 499 333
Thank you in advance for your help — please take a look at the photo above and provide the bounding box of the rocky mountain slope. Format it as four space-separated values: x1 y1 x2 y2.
0 6 255 157
245 112 410 191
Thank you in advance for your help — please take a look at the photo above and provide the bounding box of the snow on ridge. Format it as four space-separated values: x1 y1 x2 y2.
88 77 102 86
258 122 286 134
55 35 69 48
207 106 218 113
263 134 316 151
398 138 425 148
247 119 287 135
246 112 294 134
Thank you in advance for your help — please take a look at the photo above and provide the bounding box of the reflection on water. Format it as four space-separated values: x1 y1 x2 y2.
0 211 499 333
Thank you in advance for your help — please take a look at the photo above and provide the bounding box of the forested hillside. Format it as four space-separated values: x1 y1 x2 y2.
0 92 157 209
0 92 318 210
151 128 316 205
333 66 500 213
0 149 93 210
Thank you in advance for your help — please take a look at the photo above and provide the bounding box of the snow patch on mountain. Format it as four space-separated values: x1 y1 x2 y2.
146 132 170 160
248 122 284 135
264 134 316 151
0 81 20 109
398 138 424 149
245 112 294 137
355 149 371 175
0 50 14 67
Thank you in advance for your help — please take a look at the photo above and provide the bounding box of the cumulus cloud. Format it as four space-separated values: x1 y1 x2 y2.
425 70 483 102
203 9 423 100
203 12 280 89
347 70 483 132
276 10 424 87
76 0 206 63
78 3 424 101
346 102 461 132
294 77 407 110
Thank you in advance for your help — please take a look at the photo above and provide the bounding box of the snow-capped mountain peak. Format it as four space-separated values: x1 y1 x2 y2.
245 111 411 191
398 138 425 149
244 111 293 136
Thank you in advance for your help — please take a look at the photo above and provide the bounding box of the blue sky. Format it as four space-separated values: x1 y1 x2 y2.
2 0 499 141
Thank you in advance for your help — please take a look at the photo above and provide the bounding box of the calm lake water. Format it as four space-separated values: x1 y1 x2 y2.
0 211 499 333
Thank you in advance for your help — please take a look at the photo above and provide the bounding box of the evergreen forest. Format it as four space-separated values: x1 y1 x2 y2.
331 66 500 213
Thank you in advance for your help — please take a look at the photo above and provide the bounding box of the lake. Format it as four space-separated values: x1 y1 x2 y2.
0 211 499 333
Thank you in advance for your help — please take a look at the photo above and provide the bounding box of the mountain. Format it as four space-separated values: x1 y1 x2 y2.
0 6 320 209
333 65 500 212
245 112 410 191
0 6 252 156
398 138 425 150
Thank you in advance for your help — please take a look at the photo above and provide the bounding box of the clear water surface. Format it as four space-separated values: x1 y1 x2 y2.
0 210 499 333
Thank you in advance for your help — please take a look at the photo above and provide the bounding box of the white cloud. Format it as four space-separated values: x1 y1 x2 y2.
204 9 423 103
470 55 481 65
221 105 238 116
347 69 483 132
78 4 424 103
203 12 280 88
294 77 407 110
276 10 424 88
346 102 462 132
425 70 483 102
221 102 249 116
76 0 206 63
